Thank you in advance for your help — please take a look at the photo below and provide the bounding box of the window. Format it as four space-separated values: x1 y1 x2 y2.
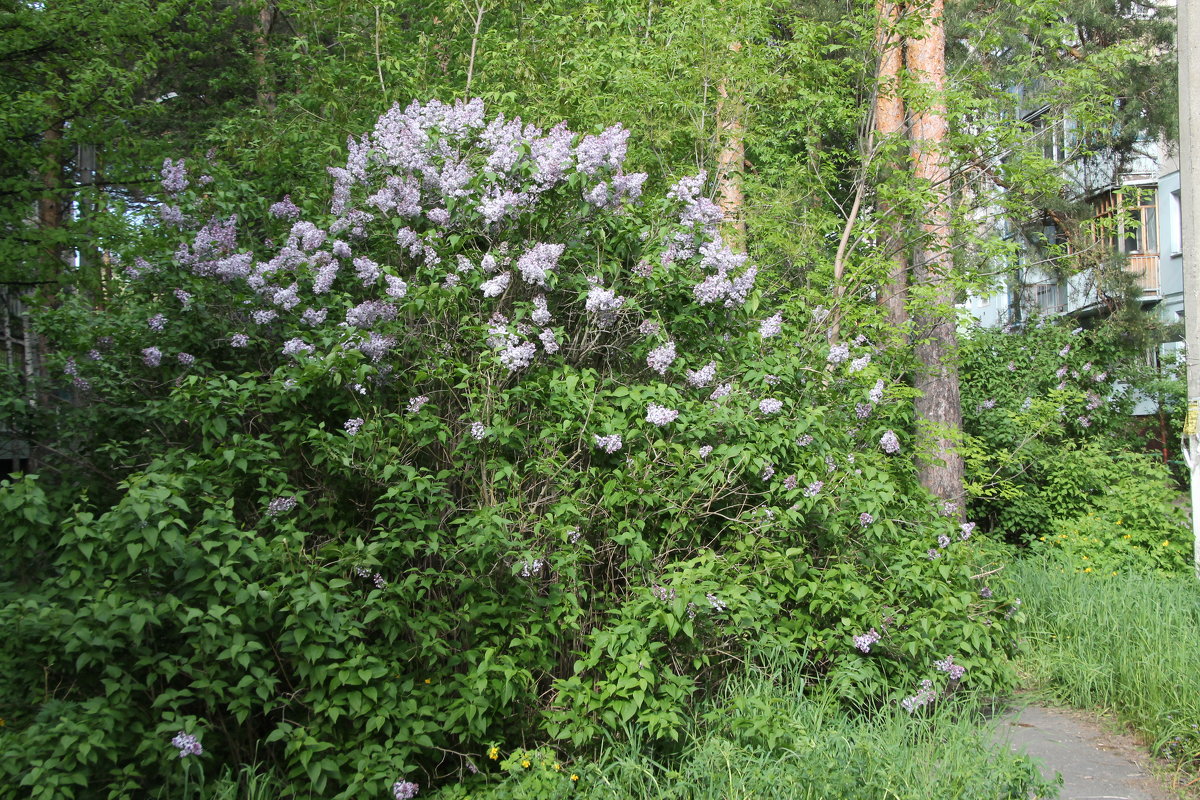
1094 188 1158 255
1170 189 1182 254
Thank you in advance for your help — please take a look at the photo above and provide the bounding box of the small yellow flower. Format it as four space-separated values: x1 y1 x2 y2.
1084 567 1092 573
570 774 579 782
1124 534 1131 539
1112 571 1118 576
424 678 431 684
1163 540 1170 547
488 747 499 760
1039 536 1046 541
1082 555 1088 560
553 763 561 771
521 759 531 769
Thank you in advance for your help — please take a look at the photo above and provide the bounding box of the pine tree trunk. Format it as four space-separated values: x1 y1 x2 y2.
37 118 65 280
905 0 965 513
254 1 276 111
875 0 909 330
715 42 746 249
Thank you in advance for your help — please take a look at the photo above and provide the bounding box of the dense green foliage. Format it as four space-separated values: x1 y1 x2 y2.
960 318 1190 573
0 101 1021 798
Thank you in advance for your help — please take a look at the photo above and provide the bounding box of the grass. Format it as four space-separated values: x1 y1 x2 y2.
437 664 1057 800
1012 557 1200 766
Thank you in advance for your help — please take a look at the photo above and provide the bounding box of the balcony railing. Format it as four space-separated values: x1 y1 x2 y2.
1127 253 1159 296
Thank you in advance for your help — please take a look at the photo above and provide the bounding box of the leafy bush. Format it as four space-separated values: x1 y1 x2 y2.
1 100 1020 798
960 318 1186 567
1026 443 1189 574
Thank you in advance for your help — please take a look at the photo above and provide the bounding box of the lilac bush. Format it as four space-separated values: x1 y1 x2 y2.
4 98 1024 798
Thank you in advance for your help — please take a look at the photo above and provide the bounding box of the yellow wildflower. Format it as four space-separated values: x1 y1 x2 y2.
424 678 431 684
521 759 531 769
553 763 561 771
488 747 499 760
1163 540 1170 547
1084 567 1092 573
571 775 579 782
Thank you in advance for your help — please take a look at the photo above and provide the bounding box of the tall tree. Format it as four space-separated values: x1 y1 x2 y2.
905 0 965 511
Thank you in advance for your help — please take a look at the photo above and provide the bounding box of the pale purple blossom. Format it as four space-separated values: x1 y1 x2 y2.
594 433 623 453
880 430 900 454
267 496 297 515
470 421 487 440
585 284 626 313
142 347 162 367
358 332 395 362
762 464 775 481
827 344 850 364
859 512 874 527
251 309 277 325
1076 415 1092 428
516 243 565 286
849 355 871 373
499 341 537 371
268 195 301 219
170 732 202 758
853 629 880 653
345 418 364 435
406 395 429 414
706 593 728 612
937 534 951 549
698 445 713 459
869 379 885 404
174 289 192 307
353 256 381 285
901 679 936 713
645 403 679 427
392 780 420 799
709 383 732 400
759 313 783 338
384 275 408 299
282 338 313 358
177 352 195 366
230 334 250 348
160 203 186 226
301 307 327 326
855 403 872 419
161 158 188 194
759 398 783 415
927 548 941 560
647 341 677 375
531 295 552 326
783 474 798 490
935 656 966 680
480 272 511 298
148 313 168 332
804 480 824 497
686 361 716 388
539 328 559 354
796 434 814 446
1058 345 1070 357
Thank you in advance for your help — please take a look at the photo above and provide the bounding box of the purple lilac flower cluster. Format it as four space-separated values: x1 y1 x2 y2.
853 628 880 653
392 780 420 799
645 403 678 427
879 430 900 454
901 680 936 713
267 496 297 515
934 656 965 680
593 433 622 453
171 732 203 758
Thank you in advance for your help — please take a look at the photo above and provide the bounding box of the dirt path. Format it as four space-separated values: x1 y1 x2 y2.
994 702 1184 800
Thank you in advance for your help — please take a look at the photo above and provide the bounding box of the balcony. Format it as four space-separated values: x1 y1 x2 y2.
1127 253 1160 296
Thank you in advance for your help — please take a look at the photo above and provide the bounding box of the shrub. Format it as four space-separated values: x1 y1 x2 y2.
1 99 1020 798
